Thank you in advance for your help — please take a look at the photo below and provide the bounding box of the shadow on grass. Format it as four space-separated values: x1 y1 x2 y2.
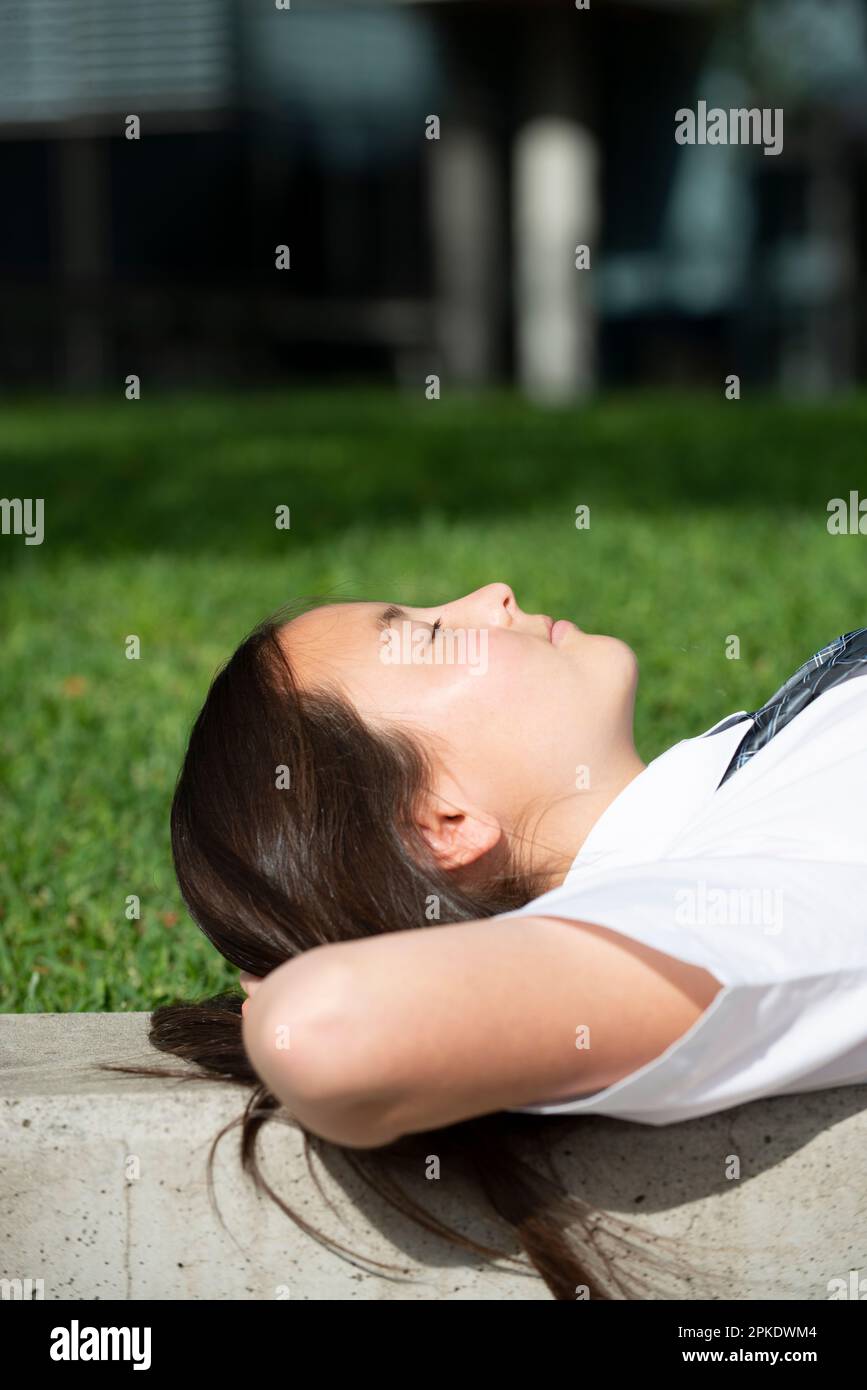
0 387 863 565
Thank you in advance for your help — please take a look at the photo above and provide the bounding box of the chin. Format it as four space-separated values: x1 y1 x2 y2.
603 633 639 687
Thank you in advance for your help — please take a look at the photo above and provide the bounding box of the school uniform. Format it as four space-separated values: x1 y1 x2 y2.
504 627 867 1124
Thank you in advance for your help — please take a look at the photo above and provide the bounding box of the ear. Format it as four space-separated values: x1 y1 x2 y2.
414 790 502 871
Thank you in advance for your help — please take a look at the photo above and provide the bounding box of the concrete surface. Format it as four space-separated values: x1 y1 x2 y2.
1 1011 866 1300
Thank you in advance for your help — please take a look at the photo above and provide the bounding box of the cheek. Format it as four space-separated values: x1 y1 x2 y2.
457 643 560 747
482 640 589 753
486 637 569 712
461 636 525 705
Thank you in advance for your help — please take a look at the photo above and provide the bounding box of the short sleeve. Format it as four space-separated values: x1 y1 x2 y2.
502 855 867 1125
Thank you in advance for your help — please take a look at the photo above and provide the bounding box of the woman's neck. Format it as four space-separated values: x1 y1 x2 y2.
531 749 647 895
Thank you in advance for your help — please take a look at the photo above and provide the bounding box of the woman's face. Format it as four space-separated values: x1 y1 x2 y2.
278 583 640 877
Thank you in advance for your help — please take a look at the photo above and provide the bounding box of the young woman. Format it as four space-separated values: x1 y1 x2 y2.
113 583 867 1300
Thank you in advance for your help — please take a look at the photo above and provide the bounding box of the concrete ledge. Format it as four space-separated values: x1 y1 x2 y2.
1 1012 866 1299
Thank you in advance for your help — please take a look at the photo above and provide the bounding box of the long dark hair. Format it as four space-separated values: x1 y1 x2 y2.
104 598 723 1299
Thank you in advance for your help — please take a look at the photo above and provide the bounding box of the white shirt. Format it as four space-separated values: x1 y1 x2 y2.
503 676 867 1124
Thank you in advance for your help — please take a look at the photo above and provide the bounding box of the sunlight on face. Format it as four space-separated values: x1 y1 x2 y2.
278 583 640 846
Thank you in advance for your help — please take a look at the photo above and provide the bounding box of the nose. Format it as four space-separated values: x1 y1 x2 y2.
461 582 519 627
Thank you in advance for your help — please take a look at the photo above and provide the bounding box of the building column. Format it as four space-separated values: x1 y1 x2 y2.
426 40 505 388
58 133 111 389
512 12 599 402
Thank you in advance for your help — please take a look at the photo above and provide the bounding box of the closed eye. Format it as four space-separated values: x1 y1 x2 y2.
376 604 408 631
376 605 443 643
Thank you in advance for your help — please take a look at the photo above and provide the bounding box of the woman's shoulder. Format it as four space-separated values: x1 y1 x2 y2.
507 854 867 1122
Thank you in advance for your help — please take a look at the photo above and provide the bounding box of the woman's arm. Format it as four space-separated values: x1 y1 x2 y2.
242 916 722 1148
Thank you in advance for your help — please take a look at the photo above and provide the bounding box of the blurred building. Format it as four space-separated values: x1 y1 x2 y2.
1 0 867 397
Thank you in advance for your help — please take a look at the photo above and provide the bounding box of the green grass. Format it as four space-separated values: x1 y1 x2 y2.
2 386 866 1012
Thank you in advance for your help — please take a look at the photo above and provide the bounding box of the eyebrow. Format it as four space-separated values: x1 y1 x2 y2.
376 604 409 630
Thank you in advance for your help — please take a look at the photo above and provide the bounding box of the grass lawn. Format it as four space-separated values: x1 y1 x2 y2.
1 386 865 1013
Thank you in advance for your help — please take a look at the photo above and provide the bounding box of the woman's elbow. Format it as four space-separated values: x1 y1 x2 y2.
241 952 401 1147
241 951 346 1098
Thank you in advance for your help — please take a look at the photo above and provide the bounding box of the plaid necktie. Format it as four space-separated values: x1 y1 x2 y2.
708 626 867 789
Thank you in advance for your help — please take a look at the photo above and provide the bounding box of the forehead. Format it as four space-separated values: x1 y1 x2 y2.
281 602 374 641
278 603 377 678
